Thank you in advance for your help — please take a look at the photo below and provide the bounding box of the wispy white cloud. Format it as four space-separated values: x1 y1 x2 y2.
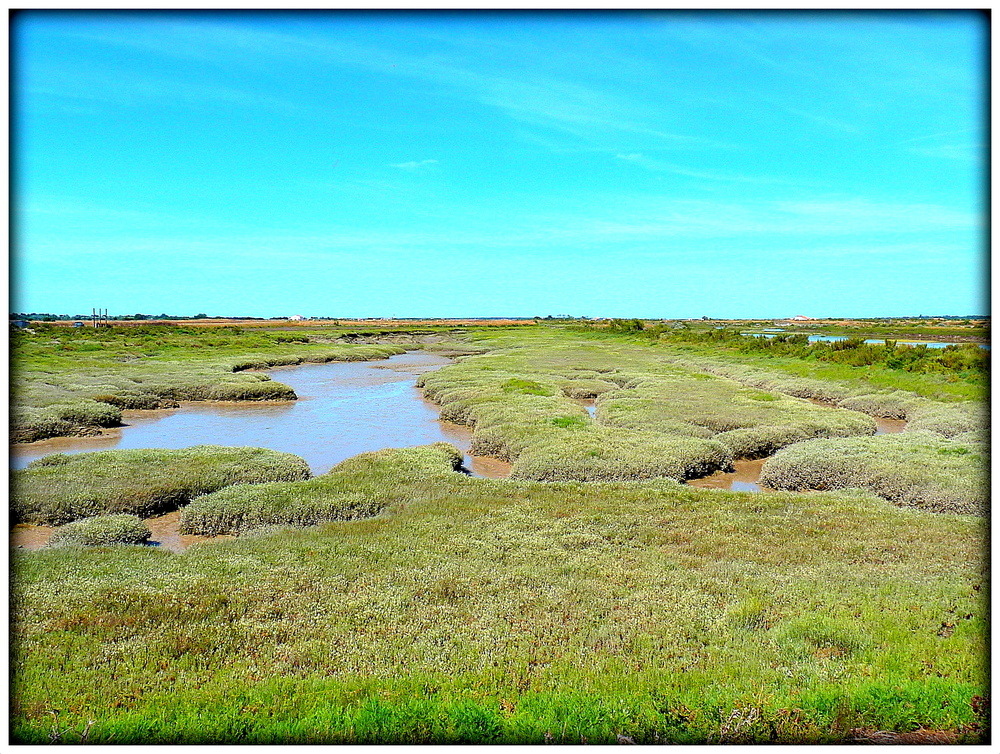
895 129 983 162
43 20 730 153
614 152 813 186
389 159 438 171
24 63 306 115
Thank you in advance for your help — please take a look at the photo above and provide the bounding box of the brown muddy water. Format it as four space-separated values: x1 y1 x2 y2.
11 351 510 551
688 459 770 493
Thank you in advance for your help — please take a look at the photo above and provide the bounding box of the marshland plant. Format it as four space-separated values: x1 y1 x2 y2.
9 319 988 743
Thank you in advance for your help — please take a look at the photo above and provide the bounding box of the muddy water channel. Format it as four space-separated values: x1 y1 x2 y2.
11 352 508 477
11 351 510 551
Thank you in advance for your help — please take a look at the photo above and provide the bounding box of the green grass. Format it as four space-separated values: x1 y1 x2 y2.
11 445 987 743
12 446 311 525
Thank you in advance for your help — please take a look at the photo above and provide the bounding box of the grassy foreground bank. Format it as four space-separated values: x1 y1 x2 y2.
11 445 986 744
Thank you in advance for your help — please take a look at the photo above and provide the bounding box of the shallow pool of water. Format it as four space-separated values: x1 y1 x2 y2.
10 351 509 478
688 458 769 493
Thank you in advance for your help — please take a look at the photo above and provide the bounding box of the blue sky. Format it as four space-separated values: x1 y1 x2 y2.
13 11 987 318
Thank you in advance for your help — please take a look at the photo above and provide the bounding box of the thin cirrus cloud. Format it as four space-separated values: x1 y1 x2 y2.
389 159 438 170
23 194 977 260
36 19 727 154
614 152 802 185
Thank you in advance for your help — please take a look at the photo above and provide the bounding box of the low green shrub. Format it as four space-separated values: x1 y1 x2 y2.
49 514 152 547
758 431 986 514
13 446 312 525
181 443 463 536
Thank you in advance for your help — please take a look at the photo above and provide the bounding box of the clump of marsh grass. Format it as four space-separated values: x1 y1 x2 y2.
10 401 123 443
837 392 915 419
13 446 312 525
758 431 986 514
181 443 463 536
509 430 732 482
10 408 75 443
205 379 297 401
49 514 151 547
904 402 988 438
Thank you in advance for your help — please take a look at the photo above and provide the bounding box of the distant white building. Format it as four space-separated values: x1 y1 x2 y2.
791 315 814 321
288 314 305 321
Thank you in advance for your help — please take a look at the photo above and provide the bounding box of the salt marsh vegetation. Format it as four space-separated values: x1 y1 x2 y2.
759 431 987 514
9 322 989 743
